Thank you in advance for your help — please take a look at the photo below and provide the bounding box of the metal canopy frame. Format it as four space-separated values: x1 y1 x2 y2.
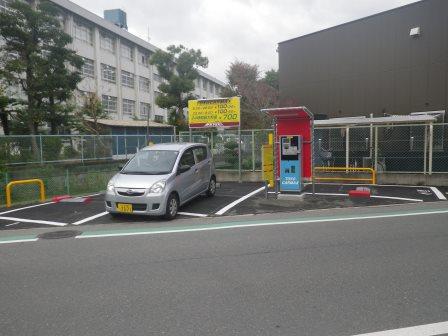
263 106 315 195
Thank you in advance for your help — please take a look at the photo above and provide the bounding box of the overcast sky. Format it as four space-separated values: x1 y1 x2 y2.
71 0 418 82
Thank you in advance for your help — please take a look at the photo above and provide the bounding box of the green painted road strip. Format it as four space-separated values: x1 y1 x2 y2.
0 235 38 245
1 207 448 245
76 207 448 240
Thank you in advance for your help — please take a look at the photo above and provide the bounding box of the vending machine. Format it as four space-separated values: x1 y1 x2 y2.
279 135 302 192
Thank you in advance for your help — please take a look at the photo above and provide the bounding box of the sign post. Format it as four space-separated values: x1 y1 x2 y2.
188 97 242 182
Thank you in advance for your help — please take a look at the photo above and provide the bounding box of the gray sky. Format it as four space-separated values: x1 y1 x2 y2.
71 0 418 82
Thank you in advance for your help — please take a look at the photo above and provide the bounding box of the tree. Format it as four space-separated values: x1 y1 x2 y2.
150 45 208 131
263 69 279 90
0 0 83 140
75 93 109 134
0 86 10 135
221 61 279 129
39 3 83 134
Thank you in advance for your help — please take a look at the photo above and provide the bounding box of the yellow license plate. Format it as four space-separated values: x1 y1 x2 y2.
117 203 133 213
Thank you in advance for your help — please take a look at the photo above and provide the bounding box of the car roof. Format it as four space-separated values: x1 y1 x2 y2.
141 142 206 151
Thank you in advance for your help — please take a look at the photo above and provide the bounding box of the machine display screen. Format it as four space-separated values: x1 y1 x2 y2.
281 136 300 160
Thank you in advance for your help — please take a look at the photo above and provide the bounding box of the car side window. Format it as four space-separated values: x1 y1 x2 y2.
193 146 207 163
179 149 195 167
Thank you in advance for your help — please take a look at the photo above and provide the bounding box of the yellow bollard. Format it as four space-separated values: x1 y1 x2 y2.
5 179 46 208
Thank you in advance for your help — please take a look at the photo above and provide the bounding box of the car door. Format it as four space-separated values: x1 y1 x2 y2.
192 145 211 194
175 148 198 203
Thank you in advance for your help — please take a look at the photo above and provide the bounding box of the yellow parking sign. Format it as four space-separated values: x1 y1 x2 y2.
188 97 240 128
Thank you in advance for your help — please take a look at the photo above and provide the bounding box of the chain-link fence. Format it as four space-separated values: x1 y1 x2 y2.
179 130 272 171
0 134 176 165
0 163 122 207
1 123 447 206
182 123 448 174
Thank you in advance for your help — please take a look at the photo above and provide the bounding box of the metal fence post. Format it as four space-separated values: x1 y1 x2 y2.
124 136 128 159
238 127 242 183
251 130 255 172
429 122 434 175
39 135 43 164
210 131 214 150
65 169 70 195
80 135 84 163
93 136 97 159
345 126 350 171
423 125 428 174
374 126 378 172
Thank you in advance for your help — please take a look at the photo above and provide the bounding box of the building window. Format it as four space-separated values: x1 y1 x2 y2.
0 0 10 13
202 78 207 90
101 63 116 83
140 102 151 118
121 70 135 88
102 95 117 113
73 20 93 45
139 76 150 93
153 73 162 82
209 82 214 93
139 51 149 67
154 115 164 123
81 57 94 78
100 33 115 53
121 43 133 61
122 99 135 115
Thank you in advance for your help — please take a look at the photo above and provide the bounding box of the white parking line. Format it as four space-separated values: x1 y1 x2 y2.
72 211 109 225
430 187 447 200
350 320 448 336
304 192 422 202
0 216 66 226
5 222 20 227
0 201 55 216
215 186 265 215
178 212 208 217
371 195 423 202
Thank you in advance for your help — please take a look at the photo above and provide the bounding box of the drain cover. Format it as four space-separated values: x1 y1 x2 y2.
38 230 82 240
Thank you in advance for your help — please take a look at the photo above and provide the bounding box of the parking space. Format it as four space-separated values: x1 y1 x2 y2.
0 182 446 231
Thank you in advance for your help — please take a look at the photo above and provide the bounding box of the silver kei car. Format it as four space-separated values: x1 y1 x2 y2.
105 143 216 219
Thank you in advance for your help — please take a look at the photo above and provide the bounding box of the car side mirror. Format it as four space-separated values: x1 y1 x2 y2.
118 166 123 171
178 164 191 175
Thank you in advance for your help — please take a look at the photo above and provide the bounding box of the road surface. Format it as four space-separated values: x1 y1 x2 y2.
1 201 448 335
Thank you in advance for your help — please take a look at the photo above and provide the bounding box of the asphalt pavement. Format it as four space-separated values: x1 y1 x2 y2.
1 201 448 335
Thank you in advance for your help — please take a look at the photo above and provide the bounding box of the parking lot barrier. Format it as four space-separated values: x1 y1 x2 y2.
5 179 46 208
314 167 376 185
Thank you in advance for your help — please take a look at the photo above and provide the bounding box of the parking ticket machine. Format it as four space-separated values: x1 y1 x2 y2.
280 135 302 192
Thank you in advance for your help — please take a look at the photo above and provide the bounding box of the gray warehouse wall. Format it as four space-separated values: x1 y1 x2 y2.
278 0 448 119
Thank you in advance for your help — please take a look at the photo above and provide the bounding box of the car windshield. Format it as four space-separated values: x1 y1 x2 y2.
121 150 179 175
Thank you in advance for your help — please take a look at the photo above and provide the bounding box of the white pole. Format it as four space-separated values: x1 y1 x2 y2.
238 126 242 183
374 126 378 172
423 125 427 174
345 126 350 171
429 123 433 175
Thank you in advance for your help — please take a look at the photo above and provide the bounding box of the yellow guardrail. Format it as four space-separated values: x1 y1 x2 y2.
314 167 376 185
6 179 46 208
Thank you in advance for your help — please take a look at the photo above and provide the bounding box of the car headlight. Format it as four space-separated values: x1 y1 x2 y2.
107 183 115 192
149 180 166 193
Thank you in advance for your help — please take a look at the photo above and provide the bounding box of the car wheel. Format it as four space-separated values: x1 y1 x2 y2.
164 193 179 220
206 177 216 197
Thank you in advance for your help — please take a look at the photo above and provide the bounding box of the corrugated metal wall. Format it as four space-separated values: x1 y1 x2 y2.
279 0 448 119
